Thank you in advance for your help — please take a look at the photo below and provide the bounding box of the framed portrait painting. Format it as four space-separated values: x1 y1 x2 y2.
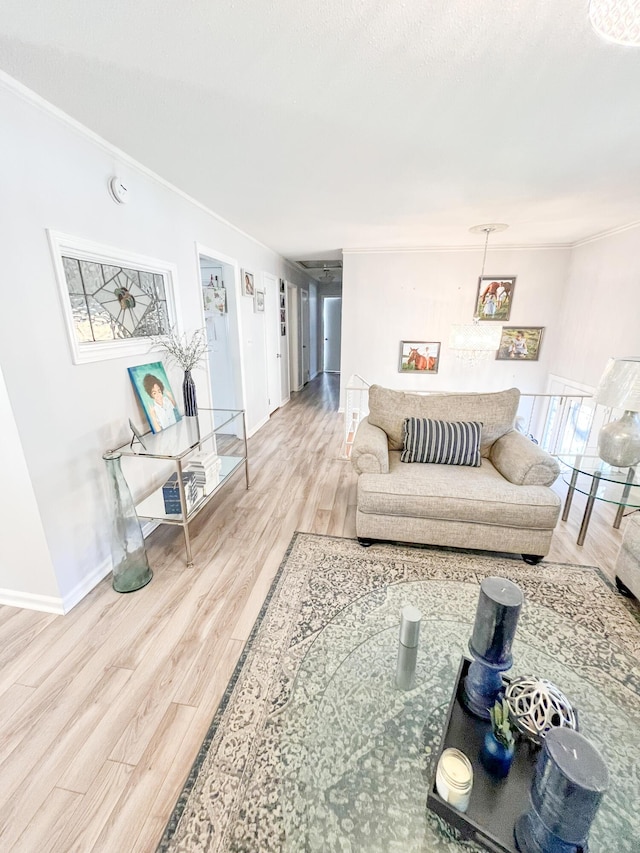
241 270 255 297
475 276 516 321
398 341 440 373
496 327 544 361
254 289 265 312
128 361 182 433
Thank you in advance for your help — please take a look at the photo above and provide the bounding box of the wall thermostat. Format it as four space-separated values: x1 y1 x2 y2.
108 176 129 204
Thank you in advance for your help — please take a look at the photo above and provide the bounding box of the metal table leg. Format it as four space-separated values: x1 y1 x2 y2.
242 411 250 489
614 466 636 529
562 467 580 522
577 472 601 546
176 460 194 567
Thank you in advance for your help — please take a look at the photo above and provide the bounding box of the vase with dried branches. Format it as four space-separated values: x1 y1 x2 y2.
152 328 208 416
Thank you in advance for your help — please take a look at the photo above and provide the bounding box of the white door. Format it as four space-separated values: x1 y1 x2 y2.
264 273 280 414
301 289 310 385
280 282 290 402
323 296 342 372
288 286 300 391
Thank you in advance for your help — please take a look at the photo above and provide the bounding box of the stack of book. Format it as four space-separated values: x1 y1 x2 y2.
162 471 199 514
185 451 222 495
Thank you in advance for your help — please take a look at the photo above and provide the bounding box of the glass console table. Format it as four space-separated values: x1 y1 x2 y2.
112 408 249 566
558 454 640 545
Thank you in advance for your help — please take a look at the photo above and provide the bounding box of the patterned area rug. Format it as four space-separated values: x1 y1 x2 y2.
157 533 640 853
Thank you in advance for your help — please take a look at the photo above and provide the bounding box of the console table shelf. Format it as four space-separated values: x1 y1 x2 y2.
111 408 249 566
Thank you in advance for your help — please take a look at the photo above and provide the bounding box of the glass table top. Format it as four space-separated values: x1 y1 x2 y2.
558 454 640 508
280 580 640 852
115 408 244 460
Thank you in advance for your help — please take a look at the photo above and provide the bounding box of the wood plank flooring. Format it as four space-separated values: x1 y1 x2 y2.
0 373 632 851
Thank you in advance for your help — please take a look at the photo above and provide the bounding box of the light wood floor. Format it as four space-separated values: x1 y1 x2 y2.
0 373 632 852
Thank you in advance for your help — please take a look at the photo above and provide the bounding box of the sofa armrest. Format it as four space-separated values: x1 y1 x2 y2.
490 430 560 487
351 417 390 474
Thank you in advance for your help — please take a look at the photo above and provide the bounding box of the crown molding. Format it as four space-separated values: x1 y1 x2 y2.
572 219 640 247
342 243 571 254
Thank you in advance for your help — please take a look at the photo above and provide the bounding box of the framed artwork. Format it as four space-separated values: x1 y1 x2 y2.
128 361 182 434
203 285 227 314
279 278 286 293
254 289 265 313
496 327 544 361
280 322 286 336
280 294 286 309
242 270 255 296
280 309 286 323
49 231 177 364
398 341 441 373
475 276 516 321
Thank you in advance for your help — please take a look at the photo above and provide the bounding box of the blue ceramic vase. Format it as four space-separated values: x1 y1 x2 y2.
480 730 514 778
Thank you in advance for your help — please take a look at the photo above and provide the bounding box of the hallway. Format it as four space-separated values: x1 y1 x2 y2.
0 371 628 851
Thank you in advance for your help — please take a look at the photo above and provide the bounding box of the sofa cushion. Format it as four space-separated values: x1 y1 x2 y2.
401 418 482 467
367 385 520 457
357 452 560 530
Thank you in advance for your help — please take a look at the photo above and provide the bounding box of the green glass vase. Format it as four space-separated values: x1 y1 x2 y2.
103 450 153 593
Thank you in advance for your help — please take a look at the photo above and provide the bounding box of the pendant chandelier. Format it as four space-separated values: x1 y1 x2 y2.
449 224 507 364
319 265 335 283
589 0 640 46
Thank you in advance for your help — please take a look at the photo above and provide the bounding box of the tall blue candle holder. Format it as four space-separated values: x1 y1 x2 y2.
462 645 513 720
514 727 609 853
461 577 524 720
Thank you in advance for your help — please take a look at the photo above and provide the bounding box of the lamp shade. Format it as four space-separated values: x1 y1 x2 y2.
594 357 640 411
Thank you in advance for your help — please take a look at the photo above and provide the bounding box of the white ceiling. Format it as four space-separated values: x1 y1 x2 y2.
2 0 640 261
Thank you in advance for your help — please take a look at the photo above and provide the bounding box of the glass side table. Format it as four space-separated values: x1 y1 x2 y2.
111 408 249 566
558 454 640 545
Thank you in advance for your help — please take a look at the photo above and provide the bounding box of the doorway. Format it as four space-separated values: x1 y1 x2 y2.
288 286 301 392
323 296 342 373
198 252 242 410
263 273 283 413
301 289 310 385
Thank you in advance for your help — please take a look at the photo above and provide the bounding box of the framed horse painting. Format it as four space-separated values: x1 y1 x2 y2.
399 341 440 373
474 276 516 321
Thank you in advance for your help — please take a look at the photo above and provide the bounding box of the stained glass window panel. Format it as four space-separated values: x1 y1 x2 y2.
62 256 171 344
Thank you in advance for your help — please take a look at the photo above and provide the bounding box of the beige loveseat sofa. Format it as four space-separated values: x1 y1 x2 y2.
351 385 561 563
615 512 640 599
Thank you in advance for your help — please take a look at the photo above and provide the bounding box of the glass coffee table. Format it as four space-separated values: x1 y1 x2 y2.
280 579 640 852
558 454 640 545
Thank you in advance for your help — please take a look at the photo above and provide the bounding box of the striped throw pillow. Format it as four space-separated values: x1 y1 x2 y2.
401 418 482 466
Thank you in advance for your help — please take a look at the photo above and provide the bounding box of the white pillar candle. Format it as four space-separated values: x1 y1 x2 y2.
435 748 473 813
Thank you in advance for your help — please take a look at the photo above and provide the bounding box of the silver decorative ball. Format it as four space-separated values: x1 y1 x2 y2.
505 676 577 744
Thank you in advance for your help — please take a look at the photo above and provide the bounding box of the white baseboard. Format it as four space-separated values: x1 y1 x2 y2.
247 415 269 438
59 557 112 613
0 521 163 615
62 522 161 613
0 587 66 614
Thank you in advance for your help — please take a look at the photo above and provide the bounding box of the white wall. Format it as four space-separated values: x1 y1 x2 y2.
0 76 313 611
0 364 61 610
341 247 571 403
549 225 640 388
